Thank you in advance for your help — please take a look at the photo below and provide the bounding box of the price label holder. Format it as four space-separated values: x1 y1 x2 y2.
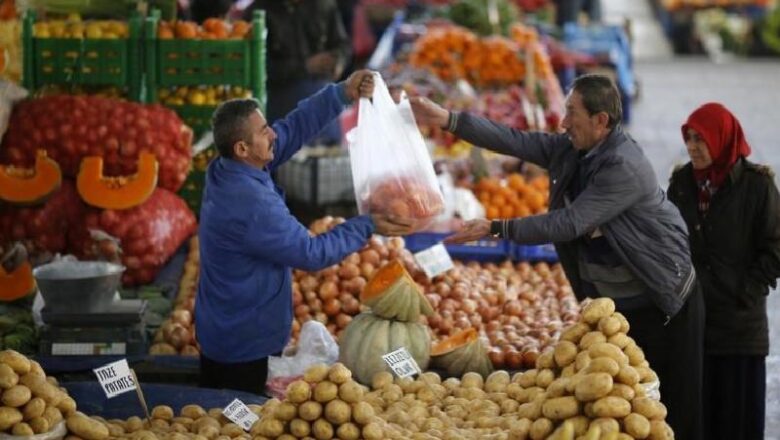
413 243 454 279
223 399 259 431
382 347 421 379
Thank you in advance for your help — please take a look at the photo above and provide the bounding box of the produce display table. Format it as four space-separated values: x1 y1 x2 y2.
60 382 266 419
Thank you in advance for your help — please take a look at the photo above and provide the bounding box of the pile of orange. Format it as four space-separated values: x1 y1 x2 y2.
157 18 251 40
474 173 549 219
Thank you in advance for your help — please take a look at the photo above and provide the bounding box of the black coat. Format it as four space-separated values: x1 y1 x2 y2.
669 158 780 355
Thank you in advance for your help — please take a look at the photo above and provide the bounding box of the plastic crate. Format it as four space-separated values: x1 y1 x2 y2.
167 104 216 138
22 12 143 99
404 232 512 263
275 151 355 206
144 10 266 108
514 243 559 262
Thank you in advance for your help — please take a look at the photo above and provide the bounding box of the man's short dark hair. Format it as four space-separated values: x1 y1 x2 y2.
571 74 623 128
212 99 260 158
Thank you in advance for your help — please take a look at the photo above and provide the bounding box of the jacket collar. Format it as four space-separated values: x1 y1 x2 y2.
218 157 273 184
679 157 746 187
582 125 625 160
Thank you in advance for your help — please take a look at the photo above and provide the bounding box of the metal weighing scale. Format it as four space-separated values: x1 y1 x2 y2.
33 261 149 356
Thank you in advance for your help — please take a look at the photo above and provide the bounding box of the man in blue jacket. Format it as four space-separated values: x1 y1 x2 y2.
411 74 703 440
197 69 413 394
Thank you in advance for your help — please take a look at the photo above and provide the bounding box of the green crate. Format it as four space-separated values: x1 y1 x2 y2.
168 104 217 138
144 10 266 110
22 12 143 99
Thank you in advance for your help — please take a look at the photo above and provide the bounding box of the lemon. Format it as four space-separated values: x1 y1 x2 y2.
189 91 206 106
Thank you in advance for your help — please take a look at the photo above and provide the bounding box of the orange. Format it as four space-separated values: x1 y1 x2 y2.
175 22 197 39
515 203 531 218
527 191 545 212
500 205 514 219
490 193 506 206
486 205 499 219
158 27 174 39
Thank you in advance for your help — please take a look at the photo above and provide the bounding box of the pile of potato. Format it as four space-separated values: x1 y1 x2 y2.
0 349 77 436
253 363 385 440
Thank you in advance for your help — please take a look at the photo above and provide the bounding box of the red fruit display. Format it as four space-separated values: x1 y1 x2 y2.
1 95 192 192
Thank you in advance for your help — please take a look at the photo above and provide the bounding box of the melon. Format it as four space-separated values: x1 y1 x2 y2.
431 328 494 378
359 260 433 322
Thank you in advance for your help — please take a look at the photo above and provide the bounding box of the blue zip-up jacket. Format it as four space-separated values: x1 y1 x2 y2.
196 84 375 363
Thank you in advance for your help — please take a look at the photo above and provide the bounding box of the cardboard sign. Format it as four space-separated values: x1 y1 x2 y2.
414 243 454 279
382 347 421 379
93 359 136 398
223 399 259 431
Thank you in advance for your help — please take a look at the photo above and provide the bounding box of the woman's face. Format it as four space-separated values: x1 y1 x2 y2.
685 128 713 170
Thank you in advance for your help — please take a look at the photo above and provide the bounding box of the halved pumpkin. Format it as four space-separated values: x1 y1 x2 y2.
0 262 36 302
431 328 494 378
77 151 159 210
0 150 62 205
360 259 433 322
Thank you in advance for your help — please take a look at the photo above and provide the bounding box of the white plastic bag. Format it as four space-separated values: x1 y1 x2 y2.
267 321 339 381
348 72 444 230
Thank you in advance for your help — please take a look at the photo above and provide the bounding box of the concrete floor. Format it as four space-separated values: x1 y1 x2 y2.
602 1 780 437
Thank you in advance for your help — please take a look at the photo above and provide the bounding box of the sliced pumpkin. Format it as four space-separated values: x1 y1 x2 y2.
0 262 36 302
360 259 433 322
0 150 62 205
77 151 159 210
431 328 494 378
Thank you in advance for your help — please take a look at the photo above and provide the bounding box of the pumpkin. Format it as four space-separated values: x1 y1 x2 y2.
360 260 433 322
0 262 35 302
339 312 431 385
431 328 494 378
76 151 159 210
0 150 61 206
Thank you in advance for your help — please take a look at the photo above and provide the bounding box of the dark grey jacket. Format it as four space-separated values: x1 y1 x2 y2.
452 112 697 317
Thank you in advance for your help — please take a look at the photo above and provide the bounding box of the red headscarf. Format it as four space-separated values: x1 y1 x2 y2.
682 102 752 189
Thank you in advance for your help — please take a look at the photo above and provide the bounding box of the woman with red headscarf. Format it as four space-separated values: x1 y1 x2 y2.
669 102 780 439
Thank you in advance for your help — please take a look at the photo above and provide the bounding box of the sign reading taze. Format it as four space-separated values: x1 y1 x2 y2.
93 359 136 398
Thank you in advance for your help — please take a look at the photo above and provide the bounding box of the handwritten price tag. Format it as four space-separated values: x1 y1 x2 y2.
413 243 454 279
93 359 136 398
222 399 259 431
382 347 421 379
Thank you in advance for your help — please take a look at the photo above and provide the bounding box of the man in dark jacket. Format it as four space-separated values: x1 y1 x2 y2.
243 0 350 144
411 74 703 440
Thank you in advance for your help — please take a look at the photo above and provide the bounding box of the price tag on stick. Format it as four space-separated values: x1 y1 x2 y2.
382 347 421 379
93 359 136 398
223 399 259 432
413 243 454 279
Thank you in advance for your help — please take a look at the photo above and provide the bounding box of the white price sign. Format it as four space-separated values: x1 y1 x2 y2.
414 243 454 279
382 347 421 379
93 359 136 398
222 399 259 431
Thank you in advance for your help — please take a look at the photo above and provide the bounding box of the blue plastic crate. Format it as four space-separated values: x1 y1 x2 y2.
515 243 559 262
404 232 512 263
562 23 635 99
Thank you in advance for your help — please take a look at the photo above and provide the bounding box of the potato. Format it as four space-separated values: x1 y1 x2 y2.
30 416 50 434
170 422 188 433
509 418 532 439
526 386 546 402
542 396 580 420
589 417 620 433
314 381 339 403
0 350 31 375
328 363 352 385
609 383 636 401
194 416 220 432
632 397 667 421
151 418 170 430
63 436 83 440
312 419 334 440
636 366 658 383
575 373 613 401
588 343 628 366
625 344 646 366
299 401 323 422
624 413 651 439
419 372 441 385
272 402 296 422
287 418 310 437
485 371 510 393
198 425 220 439
529 417 553 440
371 371 394 390
0 363 19 389
553 341 578 368
518 370 538 388
287 380 313 403
579 332 607 350
324 400 351 425
648 420 674 439
535 369 555 388
12 421 34 436
461 372 484 389
566 415 590 436
66 414 110 440
207 408 225 420
607 333 631 349
546 378 570 398
0 407 24 431
535 349 555 369
362 422 384 440
616 365 640 386
352 401 374 425
516 401 542 420
561 365 576 378
582 298 616 324
336 422 360 440
125 416 144 432
597 316 621 337
181 405 207 420
58 396 78 416
574 351 591 372
581 424 602 440
561 323 590 344
612 312 630 333
2 384 31 407
592 396 631 418
256 418 284 438
28 381 63 406
152 406 174 421
585 357 620 376
220 423 244 437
